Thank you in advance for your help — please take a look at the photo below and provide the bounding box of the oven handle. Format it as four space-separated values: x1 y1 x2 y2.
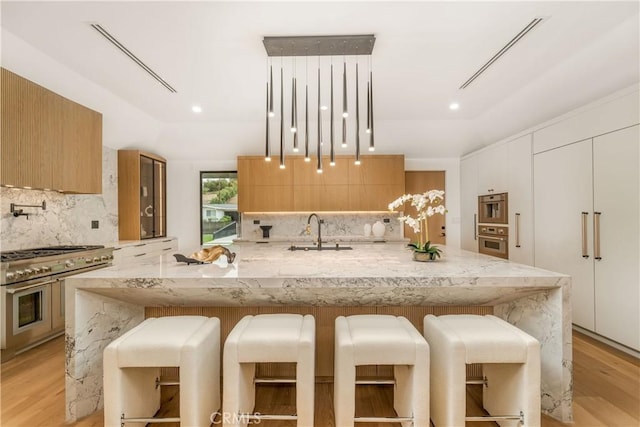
6 279 57 294
479 235 507 241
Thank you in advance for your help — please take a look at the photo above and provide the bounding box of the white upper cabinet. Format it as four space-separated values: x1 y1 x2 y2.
534 139 595 331
507 134 534 265
476 143 508 195
460 156 478 252
592 125 639 350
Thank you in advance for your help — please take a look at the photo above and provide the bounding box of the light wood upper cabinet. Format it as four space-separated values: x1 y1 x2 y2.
237 154 404 212
1 68 62 189
61 98 102 193
118 150 167 240
0 68 102 193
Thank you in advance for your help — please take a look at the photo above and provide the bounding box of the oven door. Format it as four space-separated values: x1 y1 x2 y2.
4 279 54 353
478 235 509 259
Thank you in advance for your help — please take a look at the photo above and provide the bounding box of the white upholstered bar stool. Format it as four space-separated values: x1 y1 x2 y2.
223 314 315 427
334 315 430 427
103 316 220 427
424 314 541 427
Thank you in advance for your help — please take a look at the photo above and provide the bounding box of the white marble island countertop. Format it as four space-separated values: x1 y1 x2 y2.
69 242 568 307
65 242 572 424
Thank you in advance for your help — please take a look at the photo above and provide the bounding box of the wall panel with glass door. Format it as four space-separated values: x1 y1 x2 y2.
118 150 167 240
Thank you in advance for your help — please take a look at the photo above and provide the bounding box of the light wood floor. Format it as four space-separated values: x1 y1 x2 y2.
1 331 638 427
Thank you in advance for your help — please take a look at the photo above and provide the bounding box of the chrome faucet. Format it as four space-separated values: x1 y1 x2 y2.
306 213 323 250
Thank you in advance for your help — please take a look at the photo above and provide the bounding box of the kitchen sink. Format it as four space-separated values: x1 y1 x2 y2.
288 244 353 251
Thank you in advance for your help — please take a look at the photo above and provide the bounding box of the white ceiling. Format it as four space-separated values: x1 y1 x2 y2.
1 1 639 161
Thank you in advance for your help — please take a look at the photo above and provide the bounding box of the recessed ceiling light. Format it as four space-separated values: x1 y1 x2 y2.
192 105 202 113
449 102 460 110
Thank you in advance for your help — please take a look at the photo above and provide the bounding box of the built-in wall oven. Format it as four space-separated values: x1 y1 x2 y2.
1 246 113 362
478 193 508 224
478 225 509 259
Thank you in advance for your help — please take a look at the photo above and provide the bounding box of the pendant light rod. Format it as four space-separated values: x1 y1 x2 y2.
265 82 271 161
304 53 310 162
369 69 375 152
317 64 323 173
355 61 360 165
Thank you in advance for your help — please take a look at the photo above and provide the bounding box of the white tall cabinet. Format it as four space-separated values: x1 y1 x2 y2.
534 125 639 350
460 156 478 252
459 135 534 264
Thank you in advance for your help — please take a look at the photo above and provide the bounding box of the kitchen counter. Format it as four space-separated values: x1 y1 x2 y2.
64 243 572 422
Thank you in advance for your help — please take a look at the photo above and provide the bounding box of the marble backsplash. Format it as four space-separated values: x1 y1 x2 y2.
240 212 404 242
0 146 118 250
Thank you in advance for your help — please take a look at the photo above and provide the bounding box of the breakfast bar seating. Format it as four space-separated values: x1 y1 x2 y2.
424 314 541 427
334 315 430 427
223 314 316 427
103 316 220 427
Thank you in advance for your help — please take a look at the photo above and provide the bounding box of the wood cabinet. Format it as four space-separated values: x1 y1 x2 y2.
404 171 446 245
237 155 404 212
0 68 102 193
118 150 167 240
534 125 639 351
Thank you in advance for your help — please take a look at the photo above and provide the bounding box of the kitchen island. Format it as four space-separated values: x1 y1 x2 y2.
65 243 572 423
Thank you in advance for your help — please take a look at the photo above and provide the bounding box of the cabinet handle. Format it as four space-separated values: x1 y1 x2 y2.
133 253 147 257
162 247 172 251
473 214 477 241
162 239 173 243
581 212 589 258
515 213 521 248
134 243 146 247
594 211 602 260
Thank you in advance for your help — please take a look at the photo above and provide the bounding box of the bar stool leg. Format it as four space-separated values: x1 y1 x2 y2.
334 317 356 427
296 317 315 427
180 320 221 427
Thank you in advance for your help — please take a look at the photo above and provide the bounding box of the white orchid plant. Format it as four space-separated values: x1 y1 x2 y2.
388 190 446 257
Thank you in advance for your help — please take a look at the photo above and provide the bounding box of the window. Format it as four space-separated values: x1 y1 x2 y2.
200 172 238 245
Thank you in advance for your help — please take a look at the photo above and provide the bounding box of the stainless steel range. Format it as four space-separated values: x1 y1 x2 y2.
1 245 113 362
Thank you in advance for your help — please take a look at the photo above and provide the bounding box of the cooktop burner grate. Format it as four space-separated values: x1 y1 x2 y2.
0 245 105 262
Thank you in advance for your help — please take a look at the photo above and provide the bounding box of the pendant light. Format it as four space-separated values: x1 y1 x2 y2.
317 62 323 174
341 54 348 148
268 59 274 117
368 68 375 152
354 60 361 165
304 54 310 162
265 82 271 161
330 61 335 166
262 35 376 169
279 64 285 169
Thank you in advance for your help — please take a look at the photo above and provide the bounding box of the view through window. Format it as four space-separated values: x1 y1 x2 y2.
200 171 238 245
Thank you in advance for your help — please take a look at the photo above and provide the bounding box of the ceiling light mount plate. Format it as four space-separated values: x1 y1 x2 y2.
263 35 376 57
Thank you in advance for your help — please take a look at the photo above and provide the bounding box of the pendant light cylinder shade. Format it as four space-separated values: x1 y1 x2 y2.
265 82 271 161
330 64 335 166
269 65 274 117
354 62 360 165
279 67 285 169
305 85 310 161
342 117 347 148
291 77 297 133
366 79 371 133
342 61 348 118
